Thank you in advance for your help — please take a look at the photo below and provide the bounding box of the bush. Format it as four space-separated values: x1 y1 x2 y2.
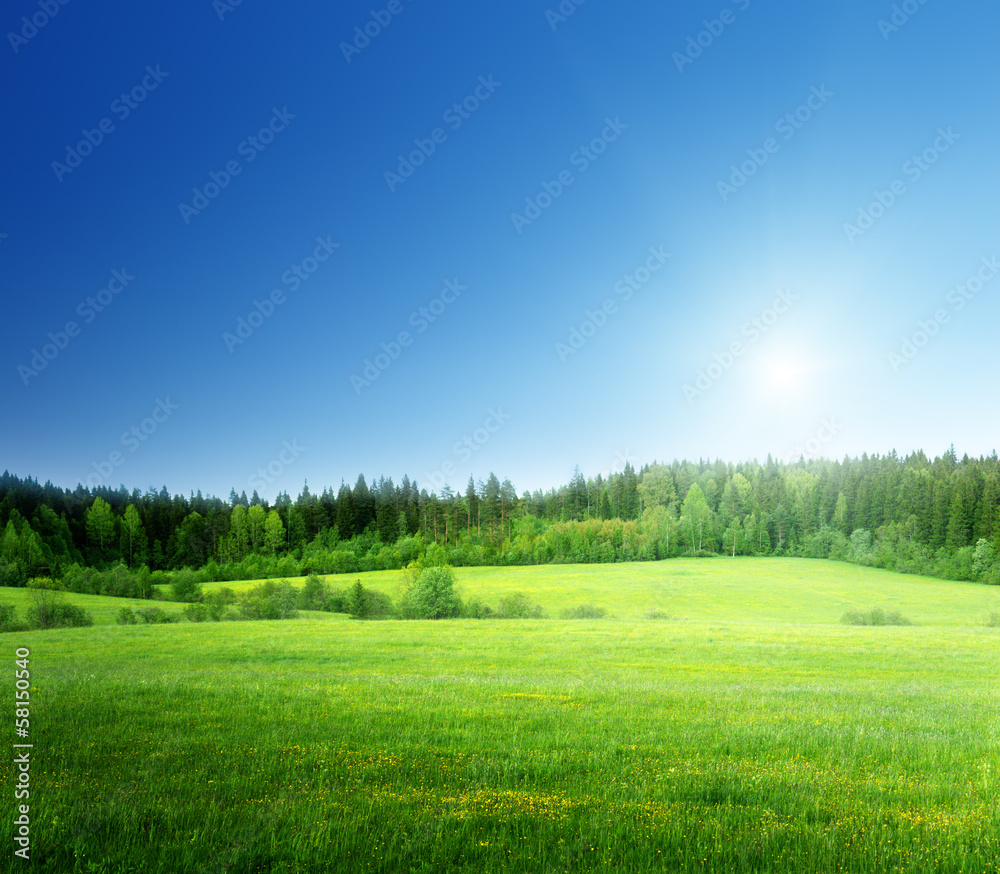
184 602 209 622
26 602 93 630
986 611 1000 627
645 608 675 620
802 526 850 560
462 598 494 619
100 563 139 598
299 574 332 611
171 569 203 603
405 566 461 619
116 607 138 625
137 606 177 624
204 587 237 620
24 578 92 629
841 608 912 626
363 587 394 619
560 604 607 619
496 592 546 619
849 530 873 565
972 539 996 581
0 604 26 633
237 581 299 620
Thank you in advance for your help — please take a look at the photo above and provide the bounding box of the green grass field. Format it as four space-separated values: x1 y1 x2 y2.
3 558 999 873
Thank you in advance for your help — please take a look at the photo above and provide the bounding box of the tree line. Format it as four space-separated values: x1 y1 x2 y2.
1 445 998 587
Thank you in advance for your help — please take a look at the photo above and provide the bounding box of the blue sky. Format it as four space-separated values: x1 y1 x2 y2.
2 0 998 501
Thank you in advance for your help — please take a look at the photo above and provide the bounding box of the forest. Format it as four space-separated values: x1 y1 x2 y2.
1 446 998 594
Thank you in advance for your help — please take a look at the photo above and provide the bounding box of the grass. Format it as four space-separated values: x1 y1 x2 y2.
2 558 999 872
183 556 1000 626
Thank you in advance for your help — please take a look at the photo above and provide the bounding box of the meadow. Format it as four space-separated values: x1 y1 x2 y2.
2 558 999 872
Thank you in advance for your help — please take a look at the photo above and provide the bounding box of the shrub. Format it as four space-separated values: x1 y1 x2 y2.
299 574 332 611
462 598 494 619
116 607 138 625
100 563 139 598
0 604 26 633
25 578 92 629
986 612 1000 628
27 602 93 629
972 539 996 581
496 592 546 619
204 587 237 621
237 581 299 620
560 604 607 619
848 529 873 565
362 588 394 619
645 608 674 620
137 607 176 624
841 608 911 626
802 526 850 561
406 566 461 619
184 602 209 622
171 569 203 603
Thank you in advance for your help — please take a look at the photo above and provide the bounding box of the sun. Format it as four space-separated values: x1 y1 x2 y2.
767 361 803 391
755 351 814 400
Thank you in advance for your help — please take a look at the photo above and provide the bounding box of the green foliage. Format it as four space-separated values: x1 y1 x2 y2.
0 603 25 632
495 592 546 619
404 566 461 619
136 606 177 624
25 578 93 629
801 526 850 560
840 608 912 626
23 576 93 628
237 581 299 620
349 580 368 619
171 568 203 603
184 602 209 622
204 587 237 621
116 607 138 625
560 603 607 619
972 538 996 581
299 574 332 611
461 597 494 619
